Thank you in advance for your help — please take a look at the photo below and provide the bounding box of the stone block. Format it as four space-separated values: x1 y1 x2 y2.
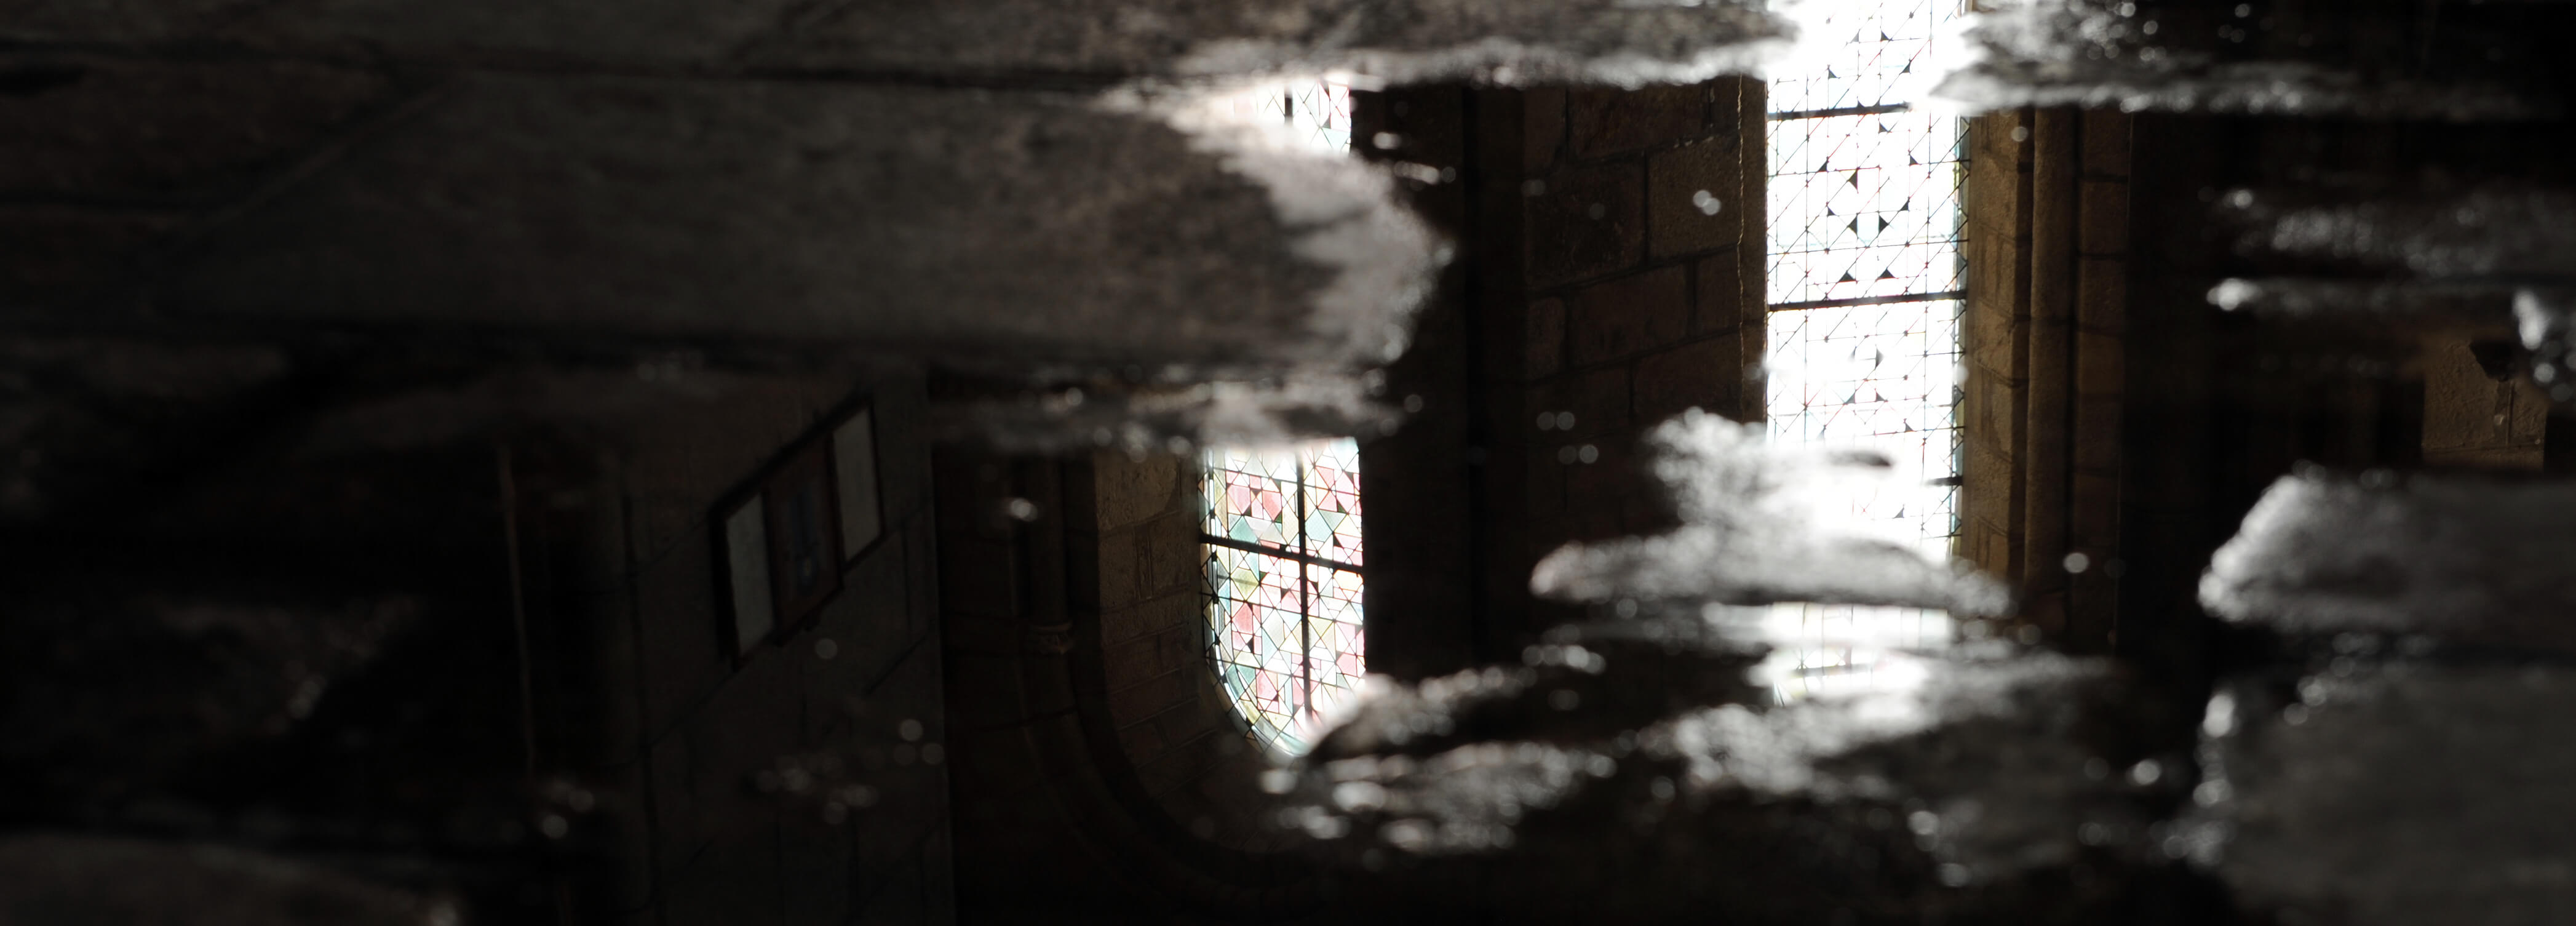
1370 86 1466 169
853 760 947 875
635 546 726 737
1059 518 1105 605
1564 483 1628 541
1563 434 1639 497
940 610 1019 658
1138 513 1203 599
2070 471 2120 550
1966 293 2024 381
1526 445 1568 524
2074 394 2125 475
1102 623 1198 692
1117 715 1167 766
662 821 785 926
938 536 1017 618
1960 439 2018 533
1525 161 1644 287
2423 445 2545 471
1965 146 2027 241
781 808 853 925
2078 178 2129 255
1568 265 1690 366
0 58 392 201
1969 519 2015 578
1568 84 1709 158
1631 335 1741 425
1153 696 1225 749
0 206 183 296
872 373 932 522
2075 330 2125 397
647 730 699 875
2077 256 2127 331
1100 588 1198 647
1527 297 1567 379
1971 111 2030 166
1085 450 1182 532
1133 736 1220 798
920 827 958 924
1647 135 1744 258
872 639 945 738
2080 111 2133 178
1524 87 1567 175
814 542 909 687
1693 248 1746 334
945 724 1044 800
939 652 1026 730
1106 667 1195 728
1527 367 1631 440
1620 478 1677 536
902 515 934 644
2423 336 2546 458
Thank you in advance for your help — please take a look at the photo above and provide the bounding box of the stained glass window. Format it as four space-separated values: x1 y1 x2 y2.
1220 77 1353 153
1764 0 1968 698
1201 439 1366 756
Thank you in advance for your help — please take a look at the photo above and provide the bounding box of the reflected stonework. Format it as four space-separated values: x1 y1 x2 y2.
26 0 2576 920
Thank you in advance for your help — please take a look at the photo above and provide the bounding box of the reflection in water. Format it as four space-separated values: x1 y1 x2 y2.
1529 413 2008 615
32 0 2576 921
1764 1 1972 703
1203 439 1371 756
1754 603 1956 704
1936 0 2554 119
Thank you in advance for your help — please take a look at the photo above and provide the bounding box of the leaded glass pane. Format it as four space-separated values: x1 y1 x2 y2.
1201 437 1365 756
1768 0 1955 116
1290 80 1354 152
1765 110 1965 306
1765 298 1963 562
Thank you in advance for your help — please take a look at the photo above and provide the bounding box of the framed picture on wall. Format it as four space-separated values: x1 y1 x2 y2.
763 441 844 635
832 404 884 562
720 495 774 660
714 391 886 664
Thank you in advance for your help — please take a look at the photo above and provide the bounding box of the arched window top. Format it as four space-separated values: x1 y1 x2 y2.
1200 439 1366 756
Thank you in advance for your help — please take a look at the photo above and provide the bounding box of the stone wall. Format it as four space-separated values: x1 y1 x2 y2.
2420 336 2548 470
522 368 954 925
1071 452 1284 850
1521 81 1769 565
1351 79 1767 671
1960 107 2134 651
934 437 1314 922
926 78 1767 922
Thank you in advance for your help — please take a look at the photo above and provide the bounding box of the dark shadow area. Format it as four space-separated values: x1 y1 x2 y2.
12 1 2576 924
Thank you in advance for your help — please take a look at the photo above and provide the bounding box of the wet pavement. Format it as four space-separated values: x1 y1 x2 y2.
16 1 2576 923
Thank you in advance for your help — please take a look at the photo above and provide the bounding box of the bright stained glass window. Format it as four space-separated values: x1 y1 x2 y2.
1201 439 1365 756
1199 77 1359 753
1765 0 1968 696
1220 78 1354 153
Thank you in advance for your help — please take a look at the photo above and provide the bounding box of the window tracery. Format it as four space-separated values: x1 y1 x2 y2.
1765 0 1970 697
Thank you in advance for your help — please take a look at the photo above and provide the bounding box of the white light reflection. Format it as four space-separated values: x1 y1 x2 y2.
1203 77 1357 156
1727 602 1952 704
1763 0 1969 698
